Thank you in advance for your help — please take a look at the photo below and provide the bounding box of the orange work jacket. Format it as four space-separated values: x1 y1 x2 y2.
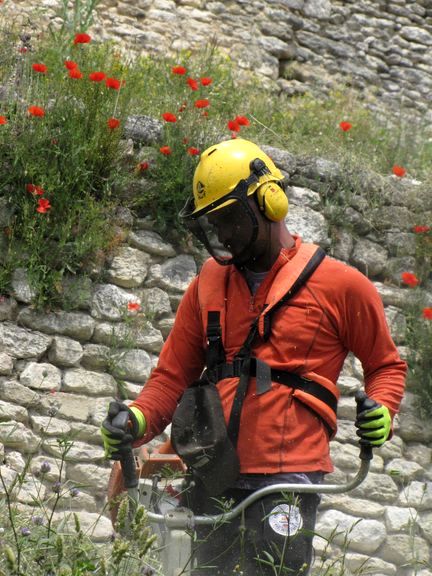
131 236 406 474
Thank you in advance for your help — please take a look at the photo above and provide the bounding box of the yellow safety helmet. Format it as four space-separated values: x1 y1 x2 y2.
191 139 288 222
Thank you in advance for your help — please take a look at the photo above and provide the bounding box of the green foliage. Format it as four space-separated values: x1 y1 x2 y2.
405 303 432 418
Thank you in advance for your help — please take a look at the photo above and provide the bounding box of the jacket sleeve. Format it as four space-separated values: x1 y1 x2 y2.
338 266 407 417
130 276 206 444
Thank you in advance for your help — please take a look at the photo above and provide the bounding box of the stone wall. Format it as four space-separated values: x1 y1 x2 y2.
6 0 432 120
0 115 431 573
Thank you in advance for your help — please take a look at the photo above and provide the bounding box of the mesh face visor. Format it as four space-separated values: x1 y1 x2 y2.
180 178 260 266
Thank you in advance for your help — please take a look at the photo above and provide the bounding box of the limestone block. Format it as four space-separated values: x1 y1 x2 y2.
0 296 18 322
344 553 397 575
51 489 97 513
69 422 104 445
0 422 40 452
11 268 37 303
43 439 104 463
48 336 83 367
63 368 117 396
350 238 389 278
284 205 330 247
157 317 174 339
16 477 47 505
0 400 28 423
146 255 197 293
349 472 399 503
384 306 407 344
91 283 138 321
337 375 361 396
385 458 424 483
260 145 297 175
39 392 94 423
66 462 110 493
81 343 110 370
53 511 113 542
30 415 71 437
399 481 432 511
31 456 62 483
92 320 164 353
319 494 385 519
0 322 52 359
110 348 152 383
287 186 321 209
418 511 432 544
5 450 26 473
379 533 429 566
106 246 151 288
20 362 62 392
18 309 95 341
136 286 172 319
330 441 383 473
123 115 163 145
0 380 40 408
315 509 386 554
0 466 17 493
0 352 13 375
384 505 418 533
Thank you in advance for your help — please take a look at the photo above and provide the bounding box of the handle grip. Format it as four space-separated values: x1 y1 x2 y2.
112 410 138 489
354 390 374 462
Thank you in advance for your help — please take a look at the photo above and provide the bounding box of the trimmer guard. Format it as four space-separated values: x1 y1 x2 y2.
107 440 186 526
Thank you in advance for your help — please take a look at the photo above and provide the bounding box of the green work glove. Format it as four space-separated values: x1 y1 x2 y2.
100 401 146 460
355 399 391 447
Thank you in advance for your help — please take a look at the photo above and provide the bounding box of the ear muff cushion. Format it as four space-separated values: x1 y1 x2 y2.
256 182 289 222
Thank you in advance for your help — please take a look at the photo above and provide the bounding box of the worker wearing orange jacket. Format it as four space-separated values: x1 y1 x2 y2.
102 139 406 575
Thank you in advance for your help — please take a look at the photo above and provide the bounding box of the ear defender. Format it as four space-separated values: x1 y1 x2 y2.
256 181 289 222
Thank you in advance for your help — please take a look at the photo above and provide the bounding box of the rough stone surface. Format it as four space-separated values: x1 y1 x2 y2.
106 246 151 288
18 309 95 341
0 323 52 358
20 362 62 392
62 368 117 396
48 336 83 367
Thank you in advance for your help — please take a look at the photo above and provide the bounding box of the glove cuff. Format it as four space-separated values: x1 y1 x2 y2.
129 406 146 438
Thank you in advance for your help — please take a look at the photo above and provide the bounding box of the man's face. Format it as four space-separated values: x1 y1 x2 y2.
205 196 269 266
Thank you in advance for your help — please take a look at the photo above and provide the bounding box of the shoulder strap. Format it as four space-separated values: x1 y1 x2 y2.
260 245 326 341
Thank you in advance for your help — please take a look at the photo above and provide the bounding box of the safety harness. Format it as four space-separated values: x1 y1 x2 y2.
200 244 338 445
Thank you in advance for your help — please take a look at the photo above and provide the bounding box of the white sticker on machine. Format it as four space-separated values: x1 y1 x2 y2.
268 504 303 536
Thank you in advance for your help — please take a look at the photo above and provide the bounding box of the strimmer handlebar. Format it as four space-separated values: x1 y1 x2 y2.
111 410 139 490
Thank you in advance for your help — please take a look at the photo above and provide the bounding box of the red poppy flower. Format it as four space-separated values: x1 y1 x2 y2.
160 146 172 155
422 307 432 320
187 147 200 156
202 111 208 117
138 161 149 171
172 65 186 75
401 272 420 287
26 183 45 196
187 78 199 91
413 225 431 234
127 301 141 312
0 116 7 125
36 198 51 213
89 71 106 82
235 115 250 126
74 33 91 44
227 119 240 132
200 77 212 86
106 77 121 90
64 60 78 70
178 103 187 113
392 165 406 178
69 68 83 79
18 47 28 54
162 112 177 123
231 132 238 139
194 99 209 109
28 106 45 117
32 63 48 74
339 121 352 132
107 117 120 130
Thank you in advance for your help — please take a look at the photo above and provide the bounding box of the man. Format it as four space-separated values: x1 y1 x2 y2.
101 138 406 575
